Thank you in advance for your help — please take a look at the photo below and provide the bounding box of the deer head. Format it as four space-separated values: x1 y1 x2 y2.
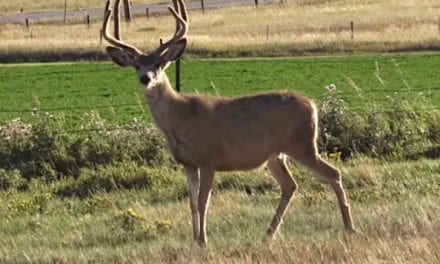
102 0 188 90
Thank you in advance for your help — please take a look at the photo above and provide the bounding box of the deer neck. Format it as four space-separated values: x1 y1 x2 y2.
144 74 182 131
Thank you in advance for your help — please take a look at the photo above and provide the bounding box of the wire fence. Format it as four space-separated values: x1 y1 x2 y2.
0 85 438 113
1 53 440 82
0 54 439 137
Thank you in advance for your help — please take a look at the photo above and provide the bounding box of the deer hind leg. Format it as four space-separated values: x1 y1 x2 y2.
184 166 201 242
265 154 298 241
289 146 355 232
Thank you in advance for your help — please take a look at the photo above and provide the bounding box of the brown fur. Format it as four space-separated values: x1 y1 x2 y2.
146 83 316 171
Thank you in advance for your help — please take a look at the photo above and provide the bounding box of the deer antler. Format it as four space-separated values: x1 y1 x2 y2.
173 0 188 35
154 0 188 55
102 0 142 57
102 0 187 57
113 0 121 40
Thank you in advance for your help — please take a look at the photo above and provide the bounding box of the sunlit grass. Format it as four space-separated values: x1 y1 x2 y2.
0 158 439 262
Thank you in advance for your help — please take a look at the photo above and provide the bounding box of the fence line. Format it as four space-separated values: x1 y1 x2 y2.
1 53 440 81
0 87 439 114
1 115 437 136
0 103 143 113
1 105 440 123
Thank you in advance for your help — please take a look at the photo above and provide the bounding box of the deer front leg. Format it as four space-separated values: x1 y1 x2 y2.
197 167 215 247
184 166 200 242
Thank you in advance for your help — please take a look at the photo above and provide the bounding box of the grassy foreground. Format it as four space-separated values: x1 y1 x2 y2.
0 158 439 263
0 0 439 61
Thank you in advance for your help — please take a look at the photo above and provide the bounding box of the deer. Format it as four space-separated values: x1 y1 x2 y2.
101 0 356 247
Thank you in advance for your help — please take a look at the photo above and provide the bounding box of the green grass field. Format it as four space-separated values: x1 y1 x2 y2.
1 53 439 127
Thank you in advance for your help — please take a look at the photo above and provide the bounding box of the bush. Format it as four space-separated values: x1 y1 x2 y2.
318 91 439 160
0 114 71 180
0 169 26 191
318 94 365 160
0 112 168 181
7 192 52 215
69 115 167 169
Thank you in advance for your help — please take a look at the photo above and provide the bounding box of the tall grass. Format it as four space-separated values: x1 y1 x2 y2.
0 166 439 263
1 0 439 61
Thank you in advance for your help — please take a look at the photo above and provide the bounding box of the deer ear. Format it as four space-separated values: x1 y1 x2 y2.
106 46 137 67
159 39 187 66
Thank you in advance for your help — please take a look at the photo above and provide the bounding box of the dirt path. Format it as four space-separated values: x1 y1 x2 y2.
0 0 273 24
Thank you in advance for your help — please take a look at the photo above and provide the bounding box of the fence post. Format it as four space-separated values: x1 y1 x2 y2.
350 21 354 39
86 14 90 28
123 0 131 23
438 16 440 34
146 8 149 18
266 25 269 41
25 18 30 31
254 0 258 8
64 0 67 24
175 60 181 92
99 29 103 45
201 0 205 12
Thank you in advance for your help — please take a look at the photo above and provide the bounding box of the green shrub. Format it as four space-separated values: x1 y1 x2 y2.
0 169 26 191
68 116 167 169
7 192 52 215
0 112 168 181
0 114 72 180
317 92 438 160
318 93 365 159
110 208 173 242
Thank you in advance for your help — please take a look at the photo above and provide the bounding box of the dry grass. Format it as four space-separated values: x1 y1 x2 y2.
0 157 439 263
176 0 440 56
1 191 439 263
0 0 439 60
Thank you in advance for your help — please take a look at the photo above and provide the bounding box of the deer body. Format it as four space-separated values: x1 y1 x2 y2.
145 77 317 171
102 0 355 247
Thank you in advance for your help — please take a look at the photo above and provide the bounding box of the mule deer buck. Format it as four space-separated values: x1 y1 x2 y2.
102 0 355 246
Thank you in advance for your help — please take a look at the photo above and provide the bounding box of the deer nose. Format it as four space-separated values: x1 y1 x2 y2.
139 75 151 85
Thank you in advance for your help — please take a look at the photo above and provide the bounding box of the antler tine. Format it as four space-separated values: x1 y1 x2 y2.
102 0 142 56
104 0 111 16
156 0 188 54
113 0 121 40
172 0 188 34
178 0 188 23
172 0 181 35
